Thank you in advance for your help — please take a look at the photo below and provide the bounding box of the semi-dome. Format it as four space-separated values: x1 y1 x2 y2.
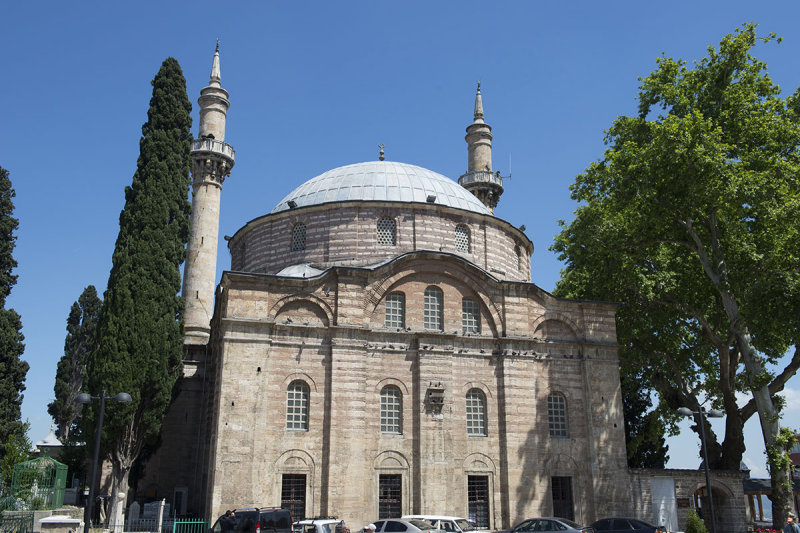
270 161 492 215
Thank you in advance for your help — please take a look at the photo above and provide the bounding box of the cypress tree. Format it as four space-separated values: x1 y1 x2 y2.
48 285 101 442
85 58 191 518
0 165 28 469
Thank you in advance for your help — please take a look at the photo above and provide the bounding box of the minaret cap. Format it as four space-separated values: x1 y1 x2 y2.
209 40 221 88
473 81 484 124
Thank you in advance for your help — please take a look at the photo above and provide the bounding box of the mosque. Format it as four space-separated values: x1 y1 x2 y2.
134 47 746 533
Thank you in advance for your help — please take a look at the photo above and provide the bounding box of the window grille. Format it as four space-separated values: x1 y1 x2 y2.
385 293 405 329
468 476 490 528
378 474 402 518
291 223 306 251
286 380 309 430
377 217 397 246
547 393 568 437
455 225 471 253
551 476 574 520
462 298 480 334
466 389 487 436
281 474 307 520
380 386 402 434
423 286 443 331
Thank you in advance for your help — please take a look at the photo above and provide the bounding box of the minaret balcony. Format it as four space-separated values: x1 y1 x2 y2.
191 138 236 162
458 170 502 187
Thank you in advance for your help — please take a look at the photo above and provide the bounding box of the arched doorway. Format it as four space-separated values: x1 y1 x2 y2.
691 481 735 532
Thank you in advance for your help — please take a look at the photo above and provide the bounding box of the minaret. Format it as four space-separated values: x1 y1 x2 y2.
182 42 235 347
458 82 503 213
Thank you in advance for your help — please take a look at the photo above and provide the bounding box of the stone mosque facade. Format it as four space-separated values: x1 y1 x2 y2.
137 47 660 530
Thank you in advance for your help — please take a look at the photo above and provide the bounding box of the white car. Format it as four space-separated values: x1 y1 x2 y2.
293 518 349 533
401 516 487 533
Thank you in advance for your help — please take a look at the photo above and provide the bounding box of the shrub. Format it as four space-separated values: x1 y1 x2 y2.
685 509 708 533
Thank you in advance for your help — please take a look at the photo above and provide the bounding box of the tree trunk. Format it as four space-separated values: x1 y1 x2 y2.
108 453 133 533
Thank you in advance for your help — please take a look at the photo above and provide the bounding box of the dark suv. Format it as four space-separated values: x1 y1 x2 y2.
211 507 293 533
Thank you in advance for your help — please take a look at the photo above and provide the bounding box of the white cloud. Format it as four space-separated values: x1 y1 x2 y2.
742 455 768 478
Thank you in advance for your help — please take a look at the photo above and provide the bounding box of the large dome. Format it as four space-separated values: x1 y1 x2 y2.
270 161 492 215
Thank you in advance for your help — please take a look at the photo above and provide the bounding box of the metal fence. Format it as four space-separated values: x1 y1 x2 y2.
124 517 207 533
0 510 34 533
173 518 208 533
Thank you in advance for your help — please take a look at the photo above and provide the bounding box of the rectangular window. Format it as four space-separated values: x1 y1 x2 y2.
468 476 490 529
424 287 443 331
379 474 402 519
385 293 405 329
281 474 306 520
461 298 480 334
551 476 574 520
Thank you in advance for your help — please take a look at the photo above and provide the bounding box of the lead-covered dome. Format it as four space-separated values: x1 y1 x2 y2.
271 161 492 215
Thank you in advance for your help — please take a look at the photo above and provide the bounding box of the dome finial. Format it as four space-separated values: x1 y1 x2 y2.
378 144 385 161
216 38 220 53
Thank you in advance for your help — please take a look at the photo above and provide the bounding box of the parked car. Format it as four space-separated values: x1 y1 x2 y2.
211 507 293 533
497 517 595 533
371 519 441 533
402 515 488 533
589 518 666 533
293 517 350 533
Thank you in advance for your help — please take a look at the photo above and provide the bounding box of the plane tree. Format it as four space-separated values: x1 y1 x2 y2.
551 24 800 526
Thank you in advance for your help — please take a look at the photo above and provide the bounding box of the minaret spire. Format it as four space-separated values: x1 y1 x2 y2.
459 83 503 213
209 39 221 88
182 43 236 347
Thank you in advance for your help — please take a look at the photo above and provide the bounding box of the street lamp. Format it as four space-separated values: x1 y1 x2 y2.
678 406 724 533
75 391 132 533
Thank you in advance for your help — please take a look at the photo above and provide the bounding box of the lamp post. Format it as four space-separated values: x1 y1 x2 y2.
75 391 132 533
678 406 724 533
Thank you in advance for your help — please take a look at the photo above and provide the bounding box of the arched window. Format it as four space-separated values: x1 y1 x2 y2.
462 298 480 334
423 286 443 331
547 393 568 437
286 380 309 430
380 385 402 434
466 389 487 436
385 292 405 329
455 224 471 253
377 217 397 246
515 246 522 272
291 223 306 251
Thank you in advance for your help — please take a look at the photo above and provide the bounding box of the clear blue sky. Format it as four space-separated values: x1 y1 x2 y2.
1 1 797 478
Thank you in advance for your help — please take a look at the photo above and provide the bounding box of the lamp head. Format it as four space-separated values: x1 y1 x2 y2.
707 409 724 418
677 407 694 417
74 393 92 404
112 393 132 403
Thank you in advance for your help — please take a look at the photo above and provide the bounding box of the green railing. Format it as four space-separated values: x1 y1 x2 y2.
173 518 208 533
0 510 35 533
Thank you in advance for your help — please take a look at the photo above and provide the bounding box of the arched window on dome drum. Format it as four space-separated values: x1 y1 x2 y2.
455 224 471 253
547 392 568 437
377 217 397 246
385 292 405 329
462 298 480 334
380 385 402 434
466 389 487 436
291 223 306 252
423 286 443 331
286 380 309 430
515 246 522 272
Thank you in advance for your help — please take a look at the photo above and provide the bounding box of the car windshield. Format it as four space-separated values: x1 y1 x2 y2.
558 519 581 529
455 520 473 531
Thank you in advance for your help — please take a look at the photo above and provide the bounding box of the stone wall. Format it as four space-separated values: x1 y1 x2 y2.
201 252 624 529
228 202 532 282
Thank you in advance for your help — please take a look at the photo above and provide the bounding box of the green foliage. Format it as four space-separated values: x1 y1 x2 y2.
84 57 191 479
48 286 101 442
685 509 708 533
621 367 669 468
551 23 800 471
0 165 28 468
0 421 31 487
